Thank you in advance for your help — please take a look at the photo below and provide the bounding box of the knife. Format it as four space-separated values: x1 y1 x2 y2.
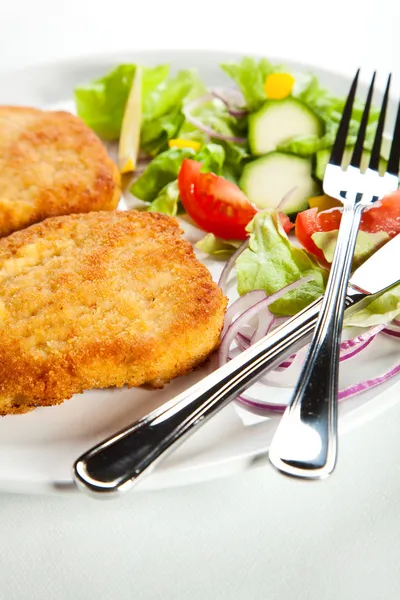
73 233 400 496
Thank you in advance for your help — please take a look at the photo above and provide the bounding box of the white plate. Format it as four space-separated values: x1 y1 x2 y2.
0 50 399 495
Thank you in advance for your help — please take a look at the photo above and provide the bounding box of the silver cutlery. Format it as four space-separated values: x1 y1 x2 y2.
268 71 400 479
73 233 400 496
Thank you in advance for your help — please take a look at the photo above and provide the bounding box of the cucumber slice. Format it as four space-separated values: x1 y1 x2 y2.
248 98 324 156
315 146 387 180
240 152 320 215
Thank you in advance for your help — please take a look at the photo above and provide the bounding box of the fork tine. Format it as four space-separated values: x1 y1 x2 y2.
369 74 391 172
387 97 400 175
350 71 376 168
329 69 360 166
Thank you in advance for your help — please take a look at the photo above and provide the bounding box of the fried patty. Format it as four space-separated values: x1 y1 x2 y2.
0 106 121 237
0 210 227 415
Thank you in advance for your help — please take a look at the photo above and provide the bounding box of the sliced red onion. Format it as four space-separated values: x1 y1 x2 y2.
272 316 290 328
219 294 268 366
339 324 386 361
338 362 400 400
274 357 295 371
235 329 294 370
382 328 400 338
382 320 400 338
183 94 247 144
211 87 248 117
236 359 400 415
235 395 288 416
219 275 314 367
218 238 249 293
220 289 267 339
251 312 275 344
235 331 250 351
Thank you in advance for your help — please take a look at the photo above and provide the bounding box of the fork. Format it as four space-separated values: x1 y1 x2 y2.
268 70 400 479
73 71 400 497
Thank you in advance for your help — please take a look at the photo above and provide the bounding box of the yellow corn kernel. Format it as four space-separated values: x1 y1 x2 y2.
168 139 201 151
264 73 295 100
308 195 342 212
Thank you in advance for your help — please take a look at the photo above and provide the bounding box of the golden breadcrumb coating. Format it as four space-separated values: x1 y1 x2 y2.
0 106 120 237
0 210 227 415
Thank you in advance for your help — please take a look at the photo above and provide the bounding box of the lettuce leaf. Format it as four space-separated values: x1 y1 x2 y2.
74 64 205 150
147 180 180 216
142 68 198 120
140 69 206 155
130 147 196 202
131 143 238 204
140 109 185 156
236 211 327 315
195 234 241 258
344 284 400 327
220 57 282 112
312 230 390 268
196 143 226 174
218 140 249 184
74 64 137 140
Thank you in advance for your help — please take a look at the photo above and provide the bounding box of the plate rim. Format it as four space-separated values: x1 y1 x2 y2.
0 48 399 496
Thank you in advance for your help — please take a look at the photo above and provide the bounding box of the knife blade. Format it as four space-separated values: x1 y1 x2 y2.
73 234 400 496
348 232 400 295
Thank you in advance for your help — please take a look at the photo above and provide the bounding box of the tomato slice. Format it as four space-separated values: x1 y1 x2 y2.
278 212 295 234
295 208 340 262
360 191 400 236
178 159 257 240
295 191 400 261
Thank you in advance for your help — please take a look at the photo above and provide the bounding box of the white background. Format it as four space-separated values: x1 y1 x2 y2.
1 1 400 599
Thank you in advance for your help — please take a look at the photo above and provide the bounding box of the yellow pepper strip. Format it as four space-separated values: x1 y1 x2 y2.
264 73 295 100
308 195 342 212
168 139 201 151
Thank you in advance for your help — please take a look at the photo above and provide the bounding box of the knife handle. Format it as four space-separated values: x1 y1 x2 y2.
73 290 365 496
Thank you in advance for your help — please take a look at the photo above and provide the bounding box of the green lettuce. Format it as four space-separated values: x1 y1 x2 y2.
74 64 137 140
219 61 380 158
312 230 390 268
140 109 185 156
196 143 226 174
195 234 241 258
131 143 238 206
140 69 206 155
74 64 205 150
236 211 326 315
345 284 400 327
218 140 249 183
147 180 180 216
220 57 282 112
131 147 196 202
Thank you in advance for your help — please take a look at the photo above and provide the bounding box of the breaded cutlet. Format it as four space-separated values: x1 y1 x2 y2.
0 106 121 237
0 210 227 415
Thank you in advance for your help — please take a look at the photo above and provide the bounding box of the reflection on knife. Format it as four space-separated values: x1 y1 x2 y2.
73 234 400 496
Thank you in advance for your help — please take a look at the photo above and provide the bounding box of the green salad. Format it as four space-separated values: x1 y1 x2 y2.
74 56 400 328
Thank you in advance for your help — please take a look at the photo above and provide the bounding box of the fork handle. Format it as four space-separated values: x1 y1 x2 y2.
268 201 364 479
74 292 351 496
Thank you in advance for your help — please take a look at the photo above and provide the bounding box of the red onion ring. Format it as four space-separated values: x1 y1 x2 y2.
339 324 386 361
219 275 314 367
218 238 249 293
183 94 247 144
211 87 248 117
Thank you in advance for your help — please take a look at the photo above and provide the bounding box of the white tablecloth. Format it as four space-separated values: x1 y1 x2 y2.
1 2 400 598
